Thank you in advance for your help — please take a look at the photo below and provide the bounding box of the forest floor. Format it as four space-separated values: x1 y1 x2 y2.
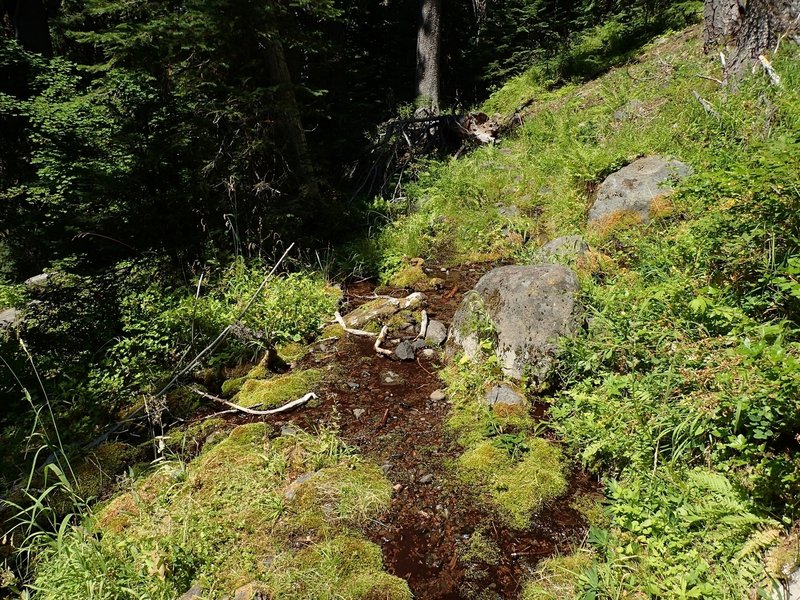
226 263 594 599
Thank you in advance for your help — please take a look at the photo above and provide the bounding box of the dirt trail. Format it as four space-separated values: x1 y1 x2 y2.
247 263 592 598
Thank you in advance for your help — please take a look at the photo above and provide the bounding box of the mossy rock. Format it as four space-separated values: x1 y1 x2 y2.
234 369 322 408
72 441 140 500
162 417 228 456
388 261 445 292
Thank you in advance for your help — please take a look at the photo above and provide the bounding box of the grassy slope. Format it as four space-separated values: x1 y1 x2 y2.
382 24 800 599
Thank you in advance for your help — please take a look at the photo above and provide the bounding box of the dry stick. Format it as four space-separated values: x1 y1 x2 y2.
692 91 719 118
334 311 377 338
416 310 429 341
191 387 316 416
695 74 724 85
374 325 394 356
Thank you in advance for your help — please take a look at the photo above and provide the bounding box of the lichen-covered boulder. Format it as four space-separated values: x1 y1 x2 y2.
0 308 18 331
533 235 589 264
588 156 692 225
447 265 581 384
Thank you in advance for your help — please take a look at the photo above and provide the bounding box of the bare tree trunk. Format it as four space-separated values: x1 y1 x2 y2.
415 0 442 113
265 37 318 199
704 0 800 74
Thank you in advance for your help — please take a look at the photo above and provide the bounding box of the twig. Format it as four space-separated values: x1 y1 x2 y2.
191 387 316 415
416 357 433 375
694 74 724 85
379 408 390 428
374 325 394 356
416 310 429 340
334 311 377 338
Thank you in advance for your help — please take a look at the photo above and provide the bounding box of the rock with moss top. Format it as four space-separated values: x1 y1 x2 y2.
234 369 322 408
342 292 426 329
448 265 581 384
588 156 692 225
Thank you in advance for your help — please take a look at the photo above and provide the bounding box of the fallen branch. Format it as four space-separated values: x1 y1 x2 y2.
416 310 429 341
191 387 316 415
695 73 724 85
374 325 394 356
334 311 377 338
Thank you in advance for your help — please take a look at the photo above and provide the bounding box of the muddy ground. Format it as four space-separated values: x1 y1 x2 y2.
232 262 595 599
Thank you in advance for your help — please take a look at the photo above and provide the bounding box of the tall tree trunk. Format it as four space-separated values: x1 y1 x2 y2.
704 0 800 74
2 0 52 55
265 36 319 199
415 0 442 113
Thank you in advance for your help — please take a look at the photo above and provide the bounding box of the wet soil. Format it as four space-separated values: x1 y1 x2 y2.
240 263 595 599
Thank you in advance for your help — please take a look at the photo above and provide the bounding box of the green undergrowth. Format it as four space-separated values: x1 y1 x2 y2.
369 21 800 599
29 423 409 599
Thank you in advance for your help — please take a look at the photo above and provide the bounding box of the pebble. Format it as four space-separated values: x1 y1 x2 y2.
346 381 360 391
280 424 299 436
419 473 434 484
381 463 392 474
353 408 366 419
393 484 403 492
421 348 436 359
424 320 448 346
430 389 447 401
381 370 404 385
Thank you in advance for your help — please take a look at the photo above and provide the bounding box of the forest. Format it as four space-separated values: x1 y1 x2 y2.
1 0 800 598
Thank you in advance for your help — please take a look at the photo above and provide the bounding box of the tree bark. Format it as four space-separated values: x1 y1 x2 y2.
704 0 800 74
2 0 52 56
415 0 442 113
265 36 318 198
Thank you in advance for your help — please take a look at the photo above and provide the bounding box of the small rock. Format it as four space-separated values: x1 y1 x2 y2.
393 483 403 492
485 384 525 408
179 583 204 600
496 204 520 218
430 389 447 401
234 583 267 600
280 424 299 437
394 340 416 361
419 474 434 484
346 381 360 391
353 408 366 419
284 472 315 500
534 235 590 264
0 308 19 330
381 463 392 474
421 348 436 359
425 320 448 346
381 370 405 386
24 273 50 288
411 339 426 351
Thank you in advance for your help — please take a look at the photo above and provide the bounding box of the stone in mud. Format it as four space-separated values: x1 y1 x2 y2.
588 156 693 225
430 389 447 401
419 474 434 484
342 292 426 329
485 385 525 408
381 370 405 386
411 339 427 351
395 340 416 361
421 348 436 359
448 265 581 384
534 235 589 264
425 319 448 346
353 408 366 419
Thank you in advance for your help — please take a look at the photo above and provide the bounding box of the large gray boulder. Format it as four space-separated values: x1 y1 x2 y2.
588 156 692 225
0 308 19 331
447 265 582 383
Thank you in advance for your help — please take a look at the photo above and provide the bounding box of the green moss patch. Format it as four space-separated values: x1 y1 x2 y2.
35 423 407 599
234 369 322 408
520 551 595 600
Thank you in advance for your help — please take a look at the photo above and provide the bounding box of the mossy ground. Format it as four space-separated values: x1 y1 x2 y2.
34 423 409 599
233 368 323 409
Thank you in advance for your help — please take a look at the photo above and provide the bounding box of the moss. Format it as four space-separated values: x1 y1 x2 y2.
162 417 227 456
265 535 411 599
322 323 346 339
221 363 271 396
457 438 567 529
520 551 595 600
72 441 138 500
235 369 322 408
494 439 568 528
387 262 443 292
460 529 500 566
276 341 307 363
